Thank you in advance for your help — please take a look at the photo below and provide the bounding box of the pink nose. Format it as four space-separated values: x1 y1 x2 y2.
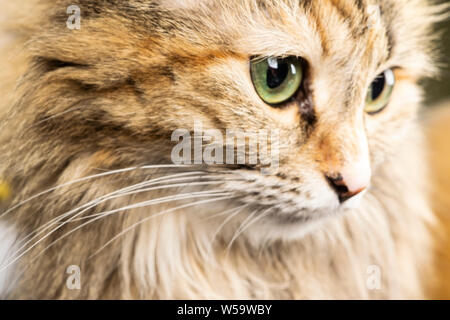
325 161 371 203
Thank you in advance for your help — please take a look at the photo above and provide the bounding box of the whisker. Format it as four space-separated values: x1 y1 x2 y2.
19 173 244 247
14 173 243 270
227 207 274 251
31 105 84 128
13 178 227 253
0 190 233 272
226 209 258 250
0 164 199 219
202 203 249 221
88 196 237 260
15 172 214 246
210 204 250 244
73 180 227 221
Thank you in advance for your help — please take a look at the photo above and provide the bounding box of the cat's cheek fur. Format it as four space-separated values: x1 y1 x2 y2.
366 79 423 169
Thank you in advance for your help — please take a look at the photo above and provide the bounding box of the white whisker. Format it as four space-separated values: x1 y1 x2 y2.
227 207 273 251
88 196 236 259
73 180 226 221
210 204 250 244
0 190 232 272
15 172 212 247
203 203 249 221
227 209 258 250
0 164 198 219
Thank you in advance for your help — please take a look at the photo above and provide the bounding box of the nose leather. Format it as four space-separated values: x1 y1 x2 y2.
327 175 367 203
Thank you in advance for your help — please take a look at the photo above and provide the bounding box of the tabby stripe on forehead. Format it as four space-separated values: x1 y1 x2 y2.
378 1 396 61
328 0 370 38
306 1 331 55
307 0 371 55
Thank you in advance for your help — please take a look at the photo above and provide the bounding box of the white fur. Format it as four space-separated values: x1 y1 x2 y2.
0 222 17 298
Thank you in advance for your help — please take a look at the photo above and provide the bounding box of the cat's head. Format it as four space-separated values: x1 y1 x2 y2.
8 0 443 240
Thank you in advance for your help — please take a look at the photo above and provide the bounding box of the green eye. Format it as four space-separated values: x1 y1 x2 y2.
365 69 395 114
250 56 303 106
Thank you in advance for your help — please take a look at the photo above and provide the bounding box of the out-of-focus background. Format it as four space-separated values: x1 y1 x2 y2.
425 17 450 104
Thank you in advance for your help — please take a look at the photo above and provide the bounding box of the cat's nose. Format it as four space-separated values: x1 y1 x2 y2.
325 161 371 203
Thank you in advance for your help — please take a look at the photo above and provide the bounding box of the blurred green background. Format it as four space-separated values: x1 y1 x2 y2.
425 16 450 104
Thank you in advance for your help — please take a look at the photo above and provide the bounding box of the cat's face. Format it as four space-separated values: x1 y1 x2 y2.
28 0 437 240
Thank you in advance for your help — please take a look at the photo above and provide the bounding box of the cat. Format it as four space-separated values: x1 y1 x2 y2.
0 0 448 299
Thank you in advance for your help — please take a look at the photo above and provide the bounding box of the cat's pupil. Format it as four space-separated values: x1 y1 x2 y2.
267 59 289 89
371 73 386 100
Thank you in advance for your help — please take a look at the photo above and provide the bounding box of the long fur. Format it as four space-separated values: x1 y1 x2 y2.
0 0 447 299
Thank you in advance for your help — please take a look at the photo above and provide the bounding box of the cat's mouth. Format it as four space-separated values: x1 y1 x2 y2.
178 166 370 242
213 167 371 232
222 195 366 243
265 206 338 225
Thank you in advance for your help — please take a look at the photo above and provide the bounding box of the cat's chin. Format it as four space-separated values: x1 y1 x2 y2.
239 192 367 244
242 212 334 245
199 180 367 245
